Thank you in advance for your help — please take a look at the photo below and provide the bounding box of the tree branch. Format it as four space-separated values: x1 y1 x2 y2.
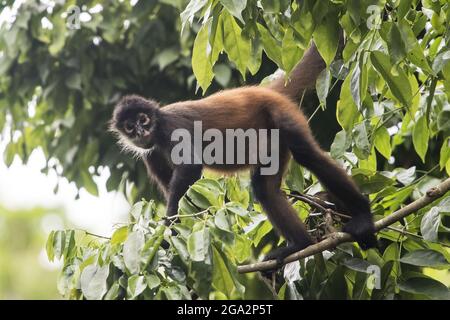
237 178 450 274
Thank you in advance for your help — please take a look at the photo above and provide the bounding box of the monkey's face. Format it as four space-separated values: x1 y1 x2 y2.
111 95 159 151
121 112 153 148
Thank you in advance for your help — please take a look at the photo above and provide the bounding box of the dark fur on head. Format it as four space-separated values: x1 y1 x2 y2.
109 95 161 157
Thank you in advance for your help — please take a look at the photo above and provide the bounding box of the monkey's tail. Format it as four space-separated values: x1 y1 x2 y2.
267 43 326 102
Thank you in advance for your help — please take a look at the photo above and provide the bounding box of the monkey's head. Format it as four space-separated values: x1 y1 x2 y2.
110 95 160 153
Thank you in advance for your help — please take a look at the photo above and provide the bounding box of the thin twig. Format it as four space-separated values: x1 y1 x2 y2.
238 178 450 273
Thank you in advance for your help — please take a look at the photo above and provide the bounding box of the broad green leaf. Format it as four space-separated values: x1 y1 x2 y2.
412 116 429 163
145 274 161 290
212 246 242 299
370 51 412 107
127 275 147 299
111 226 128 246
400 249 449 268
219 0 247 23
53 230 66 260
353 122 371 159
180 0 208 32
214 209 231 232
350 59 368 109
313 12 339 66
187 228 210 261
374 126 392 159
319 266 347 300
420 207 441 242
337 74 360 131
80 264 109 300
222 11 251 78
123 230 145 274
387 22 406 64
396 166 416 186
257 24 282 67
330 130 350 159
399 277 450 299
316 68 331 107
104 283 120 300
192 22 214 93
397 20 433 75
261 0 290 13
282 28 303 74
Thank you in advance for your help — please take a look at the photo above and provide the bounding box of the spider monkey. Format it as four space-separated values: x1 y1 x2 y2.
110 43 377 265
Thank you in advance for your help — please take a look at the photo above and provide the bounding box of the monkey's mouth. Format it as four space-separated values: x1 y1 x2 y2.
134 139 154 150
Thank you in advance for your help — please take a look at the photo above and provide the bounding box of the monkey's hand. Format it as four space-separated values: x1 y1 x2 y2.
342 215 378 250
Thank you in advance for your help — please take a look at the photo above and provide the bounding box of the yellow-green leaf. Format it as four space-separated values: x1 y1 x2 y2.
412 116 429 163
192 22 214 93
374 126 392 159
222 11 250 78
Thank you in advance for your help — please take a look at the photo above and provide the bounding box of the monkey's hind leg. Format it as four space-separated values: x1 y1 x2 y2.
281 116 377 250
251 167 314 266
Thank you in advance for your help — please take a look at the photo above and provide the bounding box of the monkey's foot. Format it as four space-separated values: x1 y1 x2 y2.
342 216 378 250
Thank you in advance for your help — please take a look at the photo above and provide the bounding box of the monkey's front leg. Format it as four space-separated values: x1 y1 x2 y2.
166 164 203 219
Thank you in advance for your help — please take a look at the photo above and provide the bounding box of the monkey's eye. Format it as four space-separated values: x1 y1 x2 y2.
138 113 150 126
124 121 134 134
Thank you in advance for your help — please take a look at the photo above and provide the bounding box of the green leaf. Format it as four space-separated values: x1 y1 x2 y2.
49 16 66 56
313 12 339 66
374 126 392 159
420 207 441 242
212 246 243 299
53 230 66 260
412 116 429 163
350 59 368 109
370 51 412 107
129 201 144 221
396 166 416 186
330 130 350 159
80 264 109 300
257 24 282 67
387 23 406 64
397 20 433 75
282 28 303 74
222 11 250 78
261 0 290 13
353 122 371 159
400 249 449 268
104 283 120 300
192 22 214 93
316 68 331 107
399 277 450 299
123 230 145 274
145 274 161 290
180 0 208 32
319 266 347 299
219 0 247 23
46 231 55 262
214 209 231 232
337 74 360 131
187 228 210 261
127 275 147 299
111 226 128 246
